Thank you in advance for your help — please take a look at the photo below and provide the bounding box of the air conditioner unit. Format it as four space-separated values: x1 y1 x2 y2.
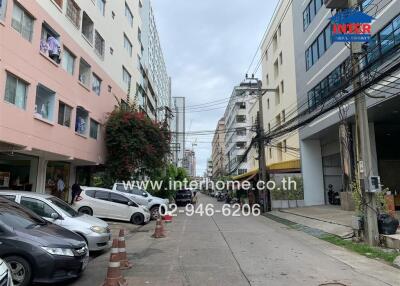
324 0 349 9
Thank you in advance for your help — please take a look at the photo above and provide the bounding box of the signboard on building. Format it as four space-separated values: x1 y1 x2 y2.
330 9 374 42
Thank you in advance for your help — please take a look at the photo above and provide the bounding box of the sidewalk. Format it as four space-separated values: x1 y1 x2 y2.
270 205 354 238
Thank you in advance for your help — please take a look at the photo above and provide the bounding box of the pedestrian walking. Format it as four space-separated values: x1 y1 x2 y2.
71 182 82 205
56 176 65 200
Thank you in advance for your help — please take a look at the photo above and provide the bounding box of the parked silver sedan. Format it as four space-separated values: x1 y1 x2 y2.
0 191 111 252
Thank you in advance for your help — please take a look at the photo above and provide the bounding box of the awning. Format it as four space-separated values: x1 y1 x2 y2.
232 159 301 180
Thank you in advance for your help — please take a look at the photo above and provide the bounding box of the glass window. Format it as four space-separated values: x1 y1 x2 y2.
47 197 79 217
318 32 325 58
0 195 16 202
5 73 28 110
92 73 101 96
308 90 316 110
312 41 319 65
94 30 105 58
11 2 34 42
125 2 133 27
305 48 312 70
367 35 379 63
53 0 63 9
0 201 46 229
124 34 133 57
82 12 94 43
0 0 8 22
310 0 316 20
62 47 75 75
110 193 130 205
85 189 95 197
122 67 131 91
325 25 332 49
20 197 56 218
40 23 61 63
393 15 400 45
79 58 91 87
89 119 99 139
35 84 55 121
58 102 72 127
380 22 394 54
66 0 80 28
75 107 89 135
236 115 246 123
303 5 310 30
97 0 105 16
94 191 109 201
315 0 322 13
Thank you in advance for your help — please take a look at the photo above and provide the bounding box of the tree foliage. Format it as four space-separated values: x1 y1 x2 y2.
105 101 170 182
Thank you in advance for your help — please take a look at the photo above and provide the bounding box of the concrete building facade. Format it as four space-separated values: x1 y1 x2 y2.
0 0 169 200
183 149 196 178
171 96 185 167
211 117 225 178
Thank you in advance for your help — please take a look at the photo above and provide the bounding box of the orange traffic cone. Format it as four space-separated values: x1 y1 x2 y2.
102 239 127 286
118 229 133 270
152 218 166 238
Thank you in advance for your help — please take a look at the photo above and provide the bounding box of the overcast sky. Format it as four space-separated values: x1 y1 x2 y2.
152 0 279 176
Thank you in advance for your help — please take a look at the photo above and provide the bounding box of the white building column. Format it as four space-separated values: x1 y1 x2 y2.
301 139 325 206
35 158 48 194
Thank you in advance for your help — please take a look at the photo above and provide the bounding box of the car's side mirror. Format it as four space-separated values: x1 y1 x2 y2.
142 192 148 197
128 201 133 206
51 213 59 220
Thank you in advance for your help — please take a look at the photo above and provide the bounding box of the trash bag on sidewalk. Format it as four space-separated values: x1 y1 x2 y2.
377 214 399 235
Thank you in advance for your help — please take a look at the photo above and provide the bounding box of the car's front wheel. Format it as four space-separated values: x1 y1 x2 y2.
5 256 32 286
78 206 93 216
150 205 161 220
131 213 145 225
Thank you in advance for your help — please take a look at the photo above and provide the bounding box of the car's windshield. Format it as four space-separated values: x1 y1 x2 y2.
0 201 47 229
47 197 80 217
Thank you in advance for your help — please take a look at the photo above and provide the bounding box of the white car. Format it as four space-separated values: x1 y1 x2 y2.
0 258 13 286
112 183 169 219
73 187 151 225
0 191 111 252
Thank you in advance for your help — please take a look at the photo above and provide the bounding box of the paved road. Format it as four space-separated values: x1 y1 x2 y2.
70 193 399 286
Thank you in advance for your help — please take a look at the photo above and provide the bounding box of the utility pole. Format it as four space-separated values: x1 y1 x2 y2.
348 0 379 246
256 79 271 212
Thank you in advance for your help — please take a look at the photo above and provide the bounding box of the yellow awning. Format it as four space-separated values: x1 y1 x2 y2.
232 159 301 180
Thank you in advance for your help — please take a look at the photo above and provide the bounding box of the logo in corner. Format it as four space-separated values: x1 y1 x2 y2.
330 9 375 42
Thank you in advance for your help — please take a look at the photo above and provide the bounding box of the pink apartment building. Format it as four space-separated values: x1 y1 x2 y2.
0 0 143 200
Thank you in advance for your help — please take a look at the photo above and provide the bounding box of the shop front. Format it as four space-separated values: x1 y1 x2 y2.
45 161 71 202
0 152 38 192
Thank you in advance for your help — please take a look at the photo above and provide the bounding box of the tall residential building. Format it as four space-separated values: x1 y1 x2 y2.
183 149 196 178
139 0 171 121
291 0 400 206
224 85 257 176
211 117 225 178
260 0 301 176
0 0 169 200
206 159 213 178
171 96 185 167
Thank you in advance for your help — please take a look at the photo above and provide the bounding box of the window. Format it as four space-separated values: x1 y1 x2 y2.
283 140 287 153
90 119 99 139
236 115 246 123
124 34 133 56
282 110 286 122
20 197 56 218
4 73 28 109
273 32 278 51
276 114 281 126
85 189 95 197
278 24 281 37
82 12 94 43
0 195 16 202
62 47 75 75
269 148 272 158
317 32 325 58
0 0 7 21
75 106 89 135
79 58 91 87
280 80 284 94
268 123 271 132
94 30 105 58
122 67 131 90
305 49 312 71
303 5 310 31
97 0 105 16
306 24 332 70
125 2 133 27
110 193 130 205
273 61 279 80
275 88 280 105
237 102 246 109
40 23 61 63
236 142 246 149
311 41 318 65
66 0 80 28
236 128 246 136
94 191 109 201
138 27 142 43
266 74 269 86
58 102 72 127
267 98 270 109
279 52 283 65
92 73 101 95
35 85 55 121
11 2 34 41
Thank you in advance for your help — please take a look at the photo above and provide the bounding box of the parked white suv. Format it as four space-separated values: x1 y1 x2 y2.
112 183 169 220
74 187 151 225
0 191 111 252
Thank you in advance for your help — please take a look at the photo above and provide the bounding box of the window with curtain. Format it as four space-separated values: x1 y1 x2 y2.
92 73 102 96
11 3 34 42
0 0 7 21
5 73 28 110
62 47 75 75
